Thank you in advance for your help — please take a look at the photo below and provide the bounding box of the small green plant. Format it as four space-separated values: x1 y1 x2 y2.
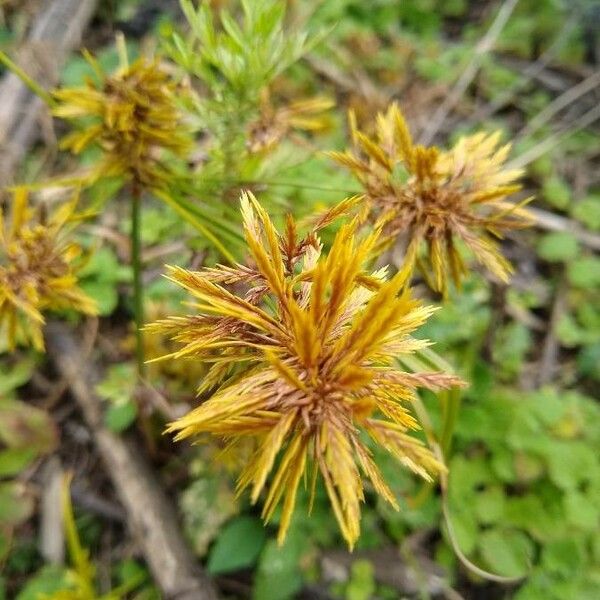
16 475 152 599
0 360 57 565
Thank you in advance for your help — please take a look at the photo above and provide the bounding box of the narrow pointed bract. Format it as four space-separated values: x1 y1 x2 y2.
150 192 464 548
0 188 96 351
330 103 533 295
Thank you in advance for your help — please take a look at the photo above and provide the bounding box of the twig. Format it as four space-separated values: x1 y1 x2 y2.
506 102 600 170
40 457 65 565
529 207 600 251
45 323 219 600
419 0 520 145
466 13 579 124
131 180 146 379
517 69 600 140
0 0 98 186
537 272 568 387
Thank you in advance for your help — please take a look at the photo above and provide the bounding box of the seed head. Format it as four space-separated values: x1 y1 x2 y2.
149 191 464 548
53 54 192 188
330 103 533 295
0 188 97 351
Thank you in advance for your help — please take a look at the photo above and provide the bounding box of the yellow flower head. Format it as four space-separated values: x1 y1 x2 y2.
53 53 192 188
0 188 97 351
330 103 533 295
247 89 334 154
149 192 463 548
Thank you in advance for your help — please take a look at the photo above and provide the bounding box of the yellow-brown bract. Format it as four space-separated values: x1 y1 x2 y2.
53 55 192 188
149 191 464 548
0 188 96 351
330 103 533 296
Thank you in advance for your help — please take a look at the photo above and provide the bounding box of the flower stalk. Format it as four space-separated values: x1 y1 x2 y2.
131 180 146 378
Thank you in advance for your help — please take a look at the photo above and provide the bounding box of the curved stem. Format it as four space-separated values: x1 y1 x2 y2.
131 181 146 378
0 50 55 106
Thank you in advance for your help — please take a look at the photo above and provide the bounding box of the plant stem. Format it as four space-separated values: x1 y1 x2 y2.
0 50 55 106
131 181 146 378
440 386 462 458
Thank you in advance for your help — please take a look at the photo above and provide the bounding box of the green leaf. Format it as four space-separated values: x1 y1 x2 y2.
564 491 599 531
346 560 375 600
572 194 600 231
545 441 597 490
80 280 119 316
104 401 137 433
207 516 267 574
537 232 579 262
446 508 477 556
568 256 600 289
577 343 600 380
0 529 10 562
180 467 238 557
0 448 36 478
0 482 35 527
0 400 57 454
474 486 506 525
542 176 571 209
0 360 35 396
478 529 532 577
253 531 305 600
542 538 584 576
15 565 72 600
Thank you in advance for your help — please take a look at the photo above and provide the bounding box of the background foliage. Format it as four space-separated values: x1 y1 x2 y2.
1 0 599 598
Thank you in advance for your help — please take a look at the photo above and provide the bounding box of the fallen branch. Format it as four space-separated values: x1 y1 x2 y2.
0 0 98 186
529 206 600 251
46 322 218 600
418 0 520 145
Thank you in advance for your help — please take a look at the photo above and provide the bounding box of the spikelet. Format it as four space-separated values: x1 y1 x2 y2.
53 52 192 188
0 188 96 351
330 103 533 296
150 192 465 548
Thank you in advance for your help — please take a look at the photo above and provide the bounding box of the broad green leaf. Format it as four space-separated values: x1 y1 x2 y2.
568 256 600 289
564 491 599 531
478 528 532 577
0 482 35 526
544 441 597 490
80 280 119 316
474 486 505 524
346 560 375 600
446 508 477 556
537 232 579 262
572 195 600 231
253 530 305 600
542 538 585 576
15 565 72 600
0 401 57 454
0 359 35 396
104 402 137 433
0 448 36 478
542 176 570 210
207 516 267 574
180 468 237 557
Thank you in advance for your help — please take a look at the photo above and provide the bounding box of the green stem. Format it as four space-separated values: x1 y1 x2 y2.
0 50 55 106
131 181 146 378
440 386 462 458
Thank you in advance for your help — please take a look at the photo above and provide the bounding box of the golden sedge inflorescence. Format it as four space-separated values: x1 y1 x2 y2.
53 54 192 188
149 192 465 548
330 103 533 296
0 188 96 351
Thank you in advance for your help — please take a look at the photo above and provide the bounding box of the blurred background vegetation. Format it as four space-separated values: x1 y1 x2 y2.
1 0 599 598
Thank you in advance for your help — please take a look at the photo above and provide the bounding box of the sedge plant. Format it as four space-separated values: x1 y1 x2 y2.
52 44 193 378
149 192 465 548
